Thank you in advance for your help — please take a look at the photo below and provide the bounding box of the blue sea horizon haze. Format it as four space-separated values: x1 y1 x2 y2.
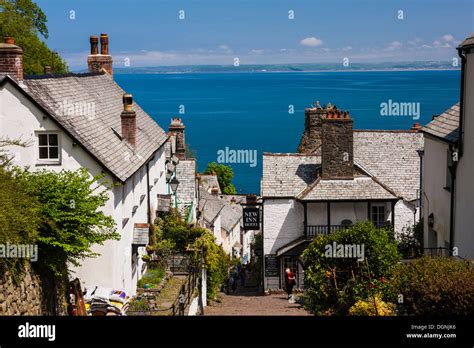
114 70 460 194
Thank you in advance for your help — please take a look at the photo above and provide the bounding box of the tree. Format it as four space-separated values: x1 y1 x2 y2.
203 162 236 194
192 230 230 300
302 222 400 315
0 166 40 274
18 168 119 277
0 0 68 74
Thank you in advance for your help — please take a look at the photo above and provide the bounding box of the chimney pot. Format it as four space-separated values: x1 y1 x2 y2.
123 93 133 111
4 37 14 45
44 66 52 74
411 122 421 131
90 36 99 55
100 33 109 55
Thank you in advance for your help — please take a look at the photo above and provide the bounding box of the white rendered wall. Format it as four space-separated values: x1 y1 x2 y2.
0 82 168 295
422 136 451 250
455 51 474 259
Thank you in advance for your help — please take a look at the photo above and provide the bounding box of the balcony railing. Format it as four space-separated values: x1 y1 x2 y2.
305 225 348 238
305 222 392 238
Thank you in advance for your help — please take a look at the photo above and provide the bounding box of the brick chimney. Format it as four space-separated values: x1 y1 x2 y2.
0 37 23 82
411 122 421 131
121 94 137 149
168 118 186 160
87 34 113 75
297 101 325 154
321 107 354 180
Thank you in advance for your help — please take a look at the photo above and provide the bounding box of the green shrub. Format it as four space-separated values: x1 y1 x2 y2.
397 219 423 259
390 257 474 315
157 209 204 251
349 295 396 316
127 298 150 312
302 222 400 315
192 231 229 300
18 168 119 277
0 167 40 276
137 266 166 289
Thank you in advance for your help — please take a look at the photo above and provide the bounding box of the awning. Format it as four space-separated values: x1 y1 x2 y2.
275 237 311 257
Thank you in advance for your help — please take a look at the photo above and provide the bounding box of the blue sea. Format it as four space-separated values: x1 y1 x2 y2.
114 70 460 194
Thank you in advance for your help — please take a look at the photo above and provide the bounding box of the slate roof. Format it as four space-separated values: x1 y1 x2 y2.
198 191 243 232
199 192 226 225
199 175 221 193
262 131 423 201
17 72 168 182
353 131 423 201
421 103 460 143
298 176 397 201
220 202 242 233
458 33 474 49
175 159 196 203
261 154 320 197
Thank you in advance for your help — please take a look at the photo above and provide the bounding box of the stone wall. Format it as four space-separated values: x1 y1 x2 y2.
321 115 354 179
297 107 324 154
0 263 65 316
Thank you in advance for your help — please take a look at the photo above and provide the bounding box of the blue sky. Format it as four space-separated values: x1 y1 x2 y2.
35 0 474 70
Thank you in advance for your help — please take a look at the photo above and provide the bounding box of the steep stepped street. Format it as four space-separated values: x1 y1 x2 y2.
205 270 310 316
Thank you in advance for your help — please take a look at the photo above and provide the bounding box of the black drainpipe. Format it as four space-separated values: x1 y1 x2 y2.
417 150 424 221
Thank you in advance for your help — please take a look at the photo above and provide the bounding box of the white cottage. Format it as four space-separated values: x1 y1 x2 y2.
421 34 474 259
197 175 257 261
261 104 423 290
0 35 174 296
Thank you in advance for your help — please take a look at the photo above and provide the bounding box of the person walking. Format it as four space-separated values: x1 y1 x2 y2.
240 264 246 287
230 267 238 293
284 268 296 302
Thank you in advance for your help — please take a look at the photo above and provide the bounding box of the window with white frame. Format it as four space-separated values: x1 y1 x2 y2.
371 203 386 227
37 132 60 163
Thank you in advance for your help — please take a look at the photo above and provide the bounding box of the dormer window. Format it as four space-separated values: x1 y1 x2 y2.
36 132 61 164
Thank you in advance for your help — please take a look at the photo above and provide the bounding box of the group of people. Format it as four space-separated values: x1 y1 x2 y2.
225 263 297 304
227 262 251 293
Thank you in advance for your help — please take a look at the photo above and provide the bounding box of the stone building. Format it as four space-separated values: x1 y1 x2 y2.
261 103 423 290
